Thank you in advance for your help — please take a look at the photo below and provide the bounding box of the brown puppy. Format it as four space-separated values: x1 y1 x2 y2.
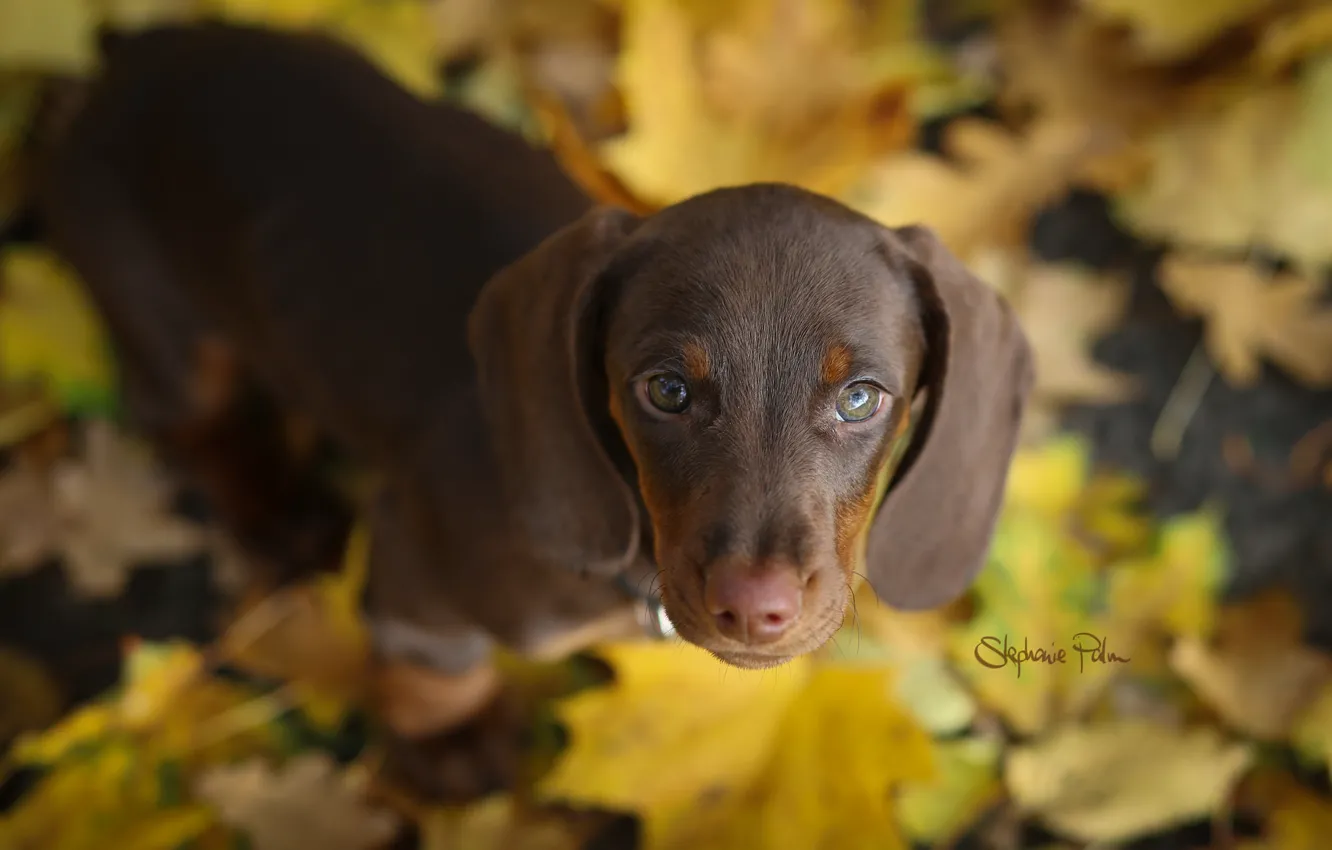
39 22 1032 791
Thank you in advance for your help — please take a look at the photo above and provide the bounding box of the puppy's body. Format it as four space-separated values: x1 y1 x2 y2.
43 25 641 669
42 23 1035 787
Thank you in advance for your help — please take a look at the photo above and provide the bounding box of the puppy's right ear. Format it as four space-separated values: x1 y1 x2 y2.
467 206 643 578
864 224 1035 610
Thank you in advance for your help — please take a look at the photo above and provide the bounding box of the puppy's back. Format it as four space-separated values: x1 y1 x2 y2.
42 23 593 454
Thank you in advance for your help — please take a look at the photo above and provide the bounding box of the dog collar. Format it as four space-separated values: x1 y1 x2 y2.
612 571 675 640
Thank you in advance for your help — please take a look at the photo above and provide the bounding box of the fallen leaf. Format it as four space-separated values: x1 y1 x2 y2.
196 754 400 850
419 795 591 850
598 0 926 207
1081 0 1279 60
1005 718 1254 843
848 117 1099 259
895 736 1003 844
52 421 207 598
1106 508 1232 642
842 584 977 736
0 246 118 416
220 523 372 729
1236 769 1332 850
947 505 1114 734
2 640 284 850
0 0 96 73
986 257 1137 436
1157 254 1332 388
662 664 934 850
1257 5 1332 73
997 2 1205 142
1117 57 1332 271
537 640 811 849
1169 591 1332 740
0 645 63 747
0 449 61 576
1290 681 1332 780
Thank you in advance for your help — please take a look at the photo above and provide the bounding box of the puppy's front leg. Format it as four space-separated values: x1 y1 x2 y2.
368 621 522 802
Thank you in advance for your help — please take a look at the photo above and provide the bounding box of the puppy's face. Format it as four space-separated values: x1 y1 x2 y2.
600 188 928 668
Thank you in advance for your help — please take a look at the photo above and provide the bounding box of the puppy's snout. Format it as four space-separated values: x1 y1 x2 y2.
703 565 804 645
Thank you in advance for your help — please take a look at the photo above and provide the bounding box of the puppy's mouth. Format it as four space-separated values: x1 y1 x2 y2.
657 564 850 669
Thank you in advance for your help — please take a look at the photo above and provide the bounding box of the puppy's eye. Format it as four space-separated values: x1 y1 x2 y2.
835 382 883 423
644 372 691 414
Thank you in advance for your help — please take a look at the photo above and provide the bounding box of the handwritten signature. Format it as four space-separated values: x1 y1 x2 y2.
973 633 1130 679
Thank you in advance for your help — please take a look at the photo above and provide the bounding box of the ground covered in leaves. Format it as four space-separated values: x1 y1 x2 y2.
1 0 1332 849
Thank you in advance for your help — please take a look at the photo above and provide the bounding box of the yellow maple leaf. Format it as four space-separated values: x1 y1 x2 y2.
1005 719 1254 843
1081 0 1279 60
663 664 934 850
894 736 1003 845
848 117 1098 259
1105 508 1231 642
1169 590 1332 741
538 641 939 850
0 246 117 416
947 508 1115 735
0 736 220 850
1157 254 1332 388
220 523 372 730
599 0 927 207
537 640 811 849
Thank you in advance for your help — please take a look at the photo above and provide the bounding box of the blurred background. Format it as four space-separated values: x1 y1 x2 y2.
1 0 1332 848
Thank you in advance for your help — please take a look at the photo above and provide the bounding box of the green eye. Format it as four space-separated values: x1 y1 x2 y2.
645 372 690 414
835 382 883 422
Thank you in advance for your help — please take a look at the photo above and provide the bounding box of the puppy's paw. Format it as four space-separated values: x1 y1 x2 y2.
377 685 527 804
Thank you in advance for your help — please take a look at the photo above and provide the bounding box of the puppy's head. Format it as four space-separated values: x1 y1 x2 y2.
469 184 1033 668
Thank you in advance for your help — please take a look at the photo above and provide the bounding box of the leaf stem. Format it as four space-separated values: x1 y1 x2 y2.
1150 341 1214 462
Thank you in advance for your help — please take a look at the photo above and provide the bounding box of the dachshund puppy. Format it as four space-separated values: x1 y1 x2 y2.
38 23 1033 797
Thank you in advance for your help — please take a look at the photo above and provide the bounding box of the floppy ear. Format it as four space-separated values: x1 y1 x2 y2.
467 205 642 577
865 224 1035 610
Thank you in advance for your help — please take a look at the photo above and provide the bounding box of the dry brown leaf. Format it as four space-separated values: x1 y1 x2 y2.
971 250 1136 439
420 795 592 850
1170 591 1332 740
0 450 61 575
1118 57 1332 270
849 117 1098 259
1080 0 1280 60
52 420 208 597
1157 254 1332 388
998 4 1199 135
195 754 400 850
1257 4 1332 73
1005 718 1254 843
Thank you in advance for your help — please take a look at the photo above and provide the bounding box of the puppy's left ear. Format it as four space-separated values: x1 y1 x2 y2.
866 224 1035 610
467 205 642 577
